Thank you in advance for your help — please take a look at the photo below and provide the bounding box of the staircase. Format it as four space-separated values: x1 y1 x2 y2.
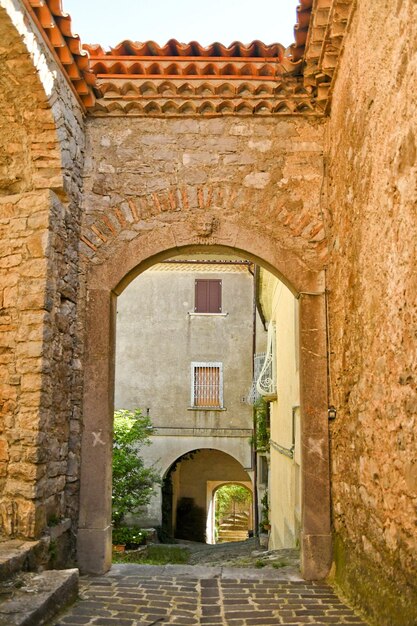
0 536 78 625
217 511 250 543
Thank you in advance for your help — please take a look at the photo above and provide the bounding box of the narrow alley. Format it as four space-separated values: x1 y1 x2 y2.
51 541 368 626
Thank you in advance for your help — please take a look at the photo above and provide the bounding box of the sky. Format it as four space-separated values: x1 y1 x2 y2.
64 0 299 49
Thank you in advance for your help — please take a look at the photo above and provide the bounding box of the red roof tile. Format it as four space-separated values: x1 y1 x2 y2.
290 0 313 62
85 39 285 60
24 0 96 109
20 1 317 112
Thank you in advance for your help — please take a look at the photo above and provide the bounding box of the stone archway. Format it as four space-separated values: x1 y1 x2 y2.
77 222 331 580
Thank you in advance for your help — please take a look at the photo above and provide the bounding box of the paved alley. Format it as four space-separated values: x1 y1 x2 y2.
51 564 369 626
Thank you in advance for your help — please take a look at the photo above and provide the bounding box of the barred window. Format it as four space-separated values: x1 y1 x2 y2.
191 362 223 408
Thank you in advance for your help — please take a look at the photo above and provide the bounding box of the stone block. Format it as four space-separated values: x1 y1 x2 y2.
243 172 271 189
0 440 8 462
182 152 220 166
0 568 78 625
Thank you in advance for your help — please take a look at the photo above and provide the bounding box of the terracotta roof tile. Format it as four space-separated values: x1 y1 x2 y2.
83 38 296 84
23 0 96 109
290 0 313 62
19 0 336 114
302 0 356 112
85 39 285 60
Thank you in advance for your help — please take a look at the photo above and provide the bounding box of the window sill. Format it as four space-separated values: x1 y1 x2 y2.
187 407 227 411
188 312 228 317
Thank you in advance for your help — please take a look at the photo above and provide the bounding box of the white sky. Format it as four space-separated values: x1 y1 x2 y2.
64 0 299 49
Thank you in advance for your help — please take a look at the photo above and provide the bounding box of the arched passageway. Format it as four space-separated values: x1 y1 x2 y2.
160 449 253 544
212 483 253 545
78 228 331 581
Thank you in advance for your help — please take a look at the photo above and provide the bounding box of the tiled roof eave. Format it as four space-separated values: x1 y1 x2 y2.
90 73 321 117
23 0 96 111
84 39 286 59
96 75 281 81
301 0 356 112
20 0 355 115
90 55 285 62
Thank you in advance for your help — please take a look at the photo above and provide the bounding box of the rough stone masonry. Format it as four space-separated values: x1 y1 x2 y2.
0 1 416 625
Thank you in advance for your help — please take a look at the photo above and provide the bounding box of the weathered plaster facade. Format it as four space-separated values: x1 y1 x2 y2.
0 1 416 623
114 261 255 529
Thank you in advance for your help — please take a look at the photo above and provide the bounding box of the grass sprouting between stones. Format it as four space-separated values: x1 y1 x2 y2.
113 545 190 565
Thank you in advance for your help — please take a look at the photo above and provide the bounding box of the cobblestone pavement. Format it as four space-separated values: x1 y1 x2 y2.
51 564 369 626
183 539 300 571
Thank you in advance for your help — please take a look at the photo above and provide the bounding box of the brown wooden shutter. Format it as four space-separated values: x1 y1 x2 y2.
195 279 221 313
195 279 208 312
208 280 222 313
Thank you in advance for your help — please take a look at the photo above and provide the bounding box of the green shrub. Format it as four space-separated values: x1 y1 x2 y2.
254 398 270 451
112 409 160 528
112 526 148 547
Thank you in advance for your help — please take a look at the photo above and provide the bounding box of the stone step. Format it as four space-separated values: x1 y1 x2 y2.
222 512 248 520
0 540 45 582
0 568 78 626
217 533 248 543
220 514 249 524
218 532 248 540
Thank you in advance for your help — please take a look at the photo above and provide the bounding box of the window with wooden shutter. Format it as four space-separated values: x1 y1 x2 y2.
194 279 222 313
191 362 223 408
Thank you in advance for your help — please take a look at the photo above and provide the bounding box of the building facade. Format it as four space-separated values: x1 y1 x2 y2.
255 268 301 552
0 1 416 623
115 259 255 538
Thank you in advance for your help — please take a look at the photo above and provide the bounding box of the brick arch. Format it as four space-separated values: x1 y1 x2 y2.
86 217 324 296
78 222 331 581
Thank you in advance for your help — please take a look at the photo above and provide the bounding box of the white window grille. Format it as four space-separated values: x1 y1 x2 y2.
191 362 223 408
246 352 266 404
256 322 277 400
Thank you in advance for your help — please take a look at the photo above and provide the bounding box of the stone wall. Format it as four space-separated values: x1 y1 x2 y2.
326 0 417 622
79 113 333 577
81 115 326 280
0 1 85 537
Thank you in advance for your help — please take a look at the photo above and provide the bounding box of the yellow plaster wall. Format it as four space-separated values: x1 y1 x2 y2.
259 270 300 549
